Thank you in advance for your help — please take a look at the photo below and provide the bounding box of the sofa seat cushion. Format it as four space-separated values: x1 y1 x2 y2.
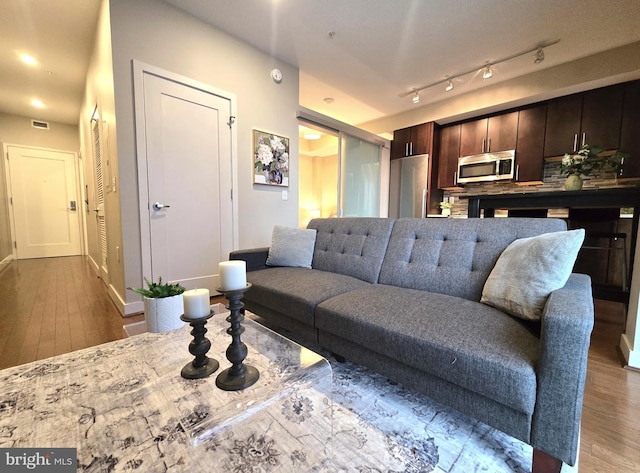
315 284 539 415
246 267 371 327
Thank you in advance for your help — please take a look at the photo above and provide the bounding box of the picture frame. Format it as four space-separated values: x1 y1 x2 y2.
253 129 289 187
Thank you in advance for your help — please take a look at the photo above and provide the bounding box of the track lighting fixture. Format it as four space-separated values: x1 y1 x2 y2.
400 39 559 102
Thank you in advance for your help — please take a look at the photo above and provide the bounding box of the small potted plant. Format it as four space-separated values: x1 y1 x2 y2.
439 201 453 217
129 277 186 333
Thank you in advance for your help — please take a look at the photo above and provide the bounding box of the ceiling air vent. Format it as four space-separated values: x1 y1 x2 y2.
31 119 50 130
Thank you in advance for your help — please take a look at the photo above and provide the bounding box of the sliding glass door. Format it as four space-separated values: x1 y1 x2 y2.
340 134 381 217
298 109 387 226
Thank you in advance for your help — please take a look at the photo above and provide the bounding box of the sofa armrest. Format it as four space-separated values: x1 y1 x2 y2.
229 247 270 272
531 273 594 466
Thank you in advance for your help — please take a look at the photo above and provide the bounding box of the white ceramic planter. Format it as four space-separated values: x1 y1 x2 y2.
144 294 185 333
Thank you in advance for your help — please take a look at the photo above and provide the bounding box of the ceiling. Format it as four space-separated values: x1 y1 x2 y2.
0 0 101 126
2 0 640 128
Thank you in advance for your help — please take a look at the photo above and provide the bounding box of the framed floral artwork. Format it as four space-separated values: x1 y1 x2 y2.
253 129 289 187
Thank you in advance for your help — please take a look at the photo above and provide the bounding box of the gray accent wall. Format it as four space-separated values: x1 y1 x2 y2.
105 0 300 309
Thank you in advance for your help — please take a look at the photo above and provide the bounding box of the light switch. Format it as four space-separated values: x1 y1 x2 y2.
112 177 117 193
282 190 288 201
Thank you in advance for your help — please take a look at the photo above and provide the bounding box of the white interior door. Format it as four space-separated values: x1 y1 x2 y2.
7 146 82 259
139 71 233 292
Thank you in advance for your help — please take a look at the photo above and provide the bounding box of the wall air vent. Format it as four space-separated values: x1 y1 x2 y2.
31 119 50 130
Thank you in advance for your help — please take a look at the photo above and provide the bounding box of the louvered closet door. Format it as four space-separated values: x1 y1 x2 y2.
93 119 108 282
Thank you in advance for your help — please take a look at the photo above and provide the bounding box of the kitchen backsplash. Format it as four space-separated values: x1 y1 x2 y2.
443 161 640 216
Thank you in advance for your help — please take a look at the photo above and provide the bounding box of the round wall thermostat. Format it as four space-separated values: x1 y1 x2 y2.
271 68 283 83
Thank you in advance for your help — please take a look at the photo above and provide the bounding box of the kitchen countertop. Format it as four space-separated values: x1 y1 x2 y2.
462 187 640 218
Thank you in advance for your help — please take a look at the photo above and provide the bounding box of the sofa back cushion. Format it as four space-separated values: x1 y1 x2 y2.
378 217 568 301
307 218 395 283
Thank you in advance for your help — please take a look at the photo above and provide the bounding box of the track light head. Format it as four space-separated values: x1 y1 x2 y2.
412 91 420 104
482 65 493 79
534 48 545 64
445 79 454 92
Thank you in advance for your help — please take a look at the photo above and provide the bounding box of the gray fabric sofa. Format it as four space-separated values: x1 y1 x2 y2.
230 217 594 471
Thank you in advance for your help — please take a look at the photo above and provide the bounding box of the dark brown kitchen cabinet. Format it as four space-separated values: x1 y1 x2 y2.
543 94 583 157
437 124 461 189
459 119 487 157
619 80 640 178
515 105 547 182
544 84 624 157
459 112 518 157
391 123 431 159
487 112 519 152
581 84 624 150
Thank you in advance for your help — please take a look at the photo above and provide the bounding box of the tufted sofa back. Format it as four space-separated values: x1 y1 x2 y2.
378 217 567 301
308 218 396 283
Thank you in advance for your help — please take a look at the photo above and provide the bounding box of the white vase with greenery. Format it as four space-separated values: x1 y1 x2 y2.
129 277 186 333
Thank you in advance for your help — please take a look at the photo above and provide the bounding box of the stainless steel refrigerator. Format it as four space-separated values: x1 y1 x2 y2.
389 154 429 218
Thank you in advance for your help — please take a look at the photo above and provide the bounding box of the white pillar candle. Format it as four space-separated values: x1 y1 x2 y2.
183 288 210 319
219 260 247 291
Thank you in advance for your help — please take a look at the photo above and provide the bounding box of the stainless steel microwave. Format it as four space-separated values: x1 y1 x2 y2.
457 150 515 184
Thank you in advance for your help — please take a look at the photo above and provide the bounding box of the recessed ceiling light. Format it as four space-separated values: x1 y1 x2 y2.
304 133 322 140
20 54 38 66
31 99 45 108
323 97 334 104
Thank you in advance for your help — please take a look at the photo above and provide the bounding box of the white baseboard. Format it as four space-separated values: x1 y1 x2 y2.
619 332 640 369
107 283 144 317
0 254 13 274
87 255 100 276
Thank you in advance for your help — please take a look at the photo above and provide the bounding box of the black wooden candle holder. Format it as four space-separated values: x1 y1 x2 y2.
215 283 259 391
180 312 219 379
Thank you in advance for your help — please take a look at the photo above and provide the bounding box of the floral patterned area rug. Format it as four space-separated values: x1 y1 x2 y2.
245 315 579 473
0 314 578 472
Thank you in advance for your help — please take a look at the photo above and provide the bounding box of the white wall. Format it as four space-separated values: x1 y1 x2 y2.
108 0 299 308
0 113 79 150
79 0 118 295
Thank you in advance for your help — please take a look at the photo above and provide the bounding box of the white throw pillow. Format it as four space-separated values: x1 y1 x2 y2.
481 229 585 321
266 225 317 268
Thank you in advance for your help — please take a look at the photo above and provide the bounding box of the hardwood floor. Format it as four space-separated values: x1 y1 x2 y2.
0 256 143 370
580 300 640 472
0 257 639 471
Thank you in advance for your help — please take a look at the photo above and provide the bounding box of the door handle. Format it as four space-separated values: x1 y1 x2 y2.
152 202 170 210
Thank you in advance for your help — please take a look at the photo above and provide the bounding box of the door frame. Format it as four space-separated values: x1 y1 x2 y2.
3 143 86 260
132 60 239 288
